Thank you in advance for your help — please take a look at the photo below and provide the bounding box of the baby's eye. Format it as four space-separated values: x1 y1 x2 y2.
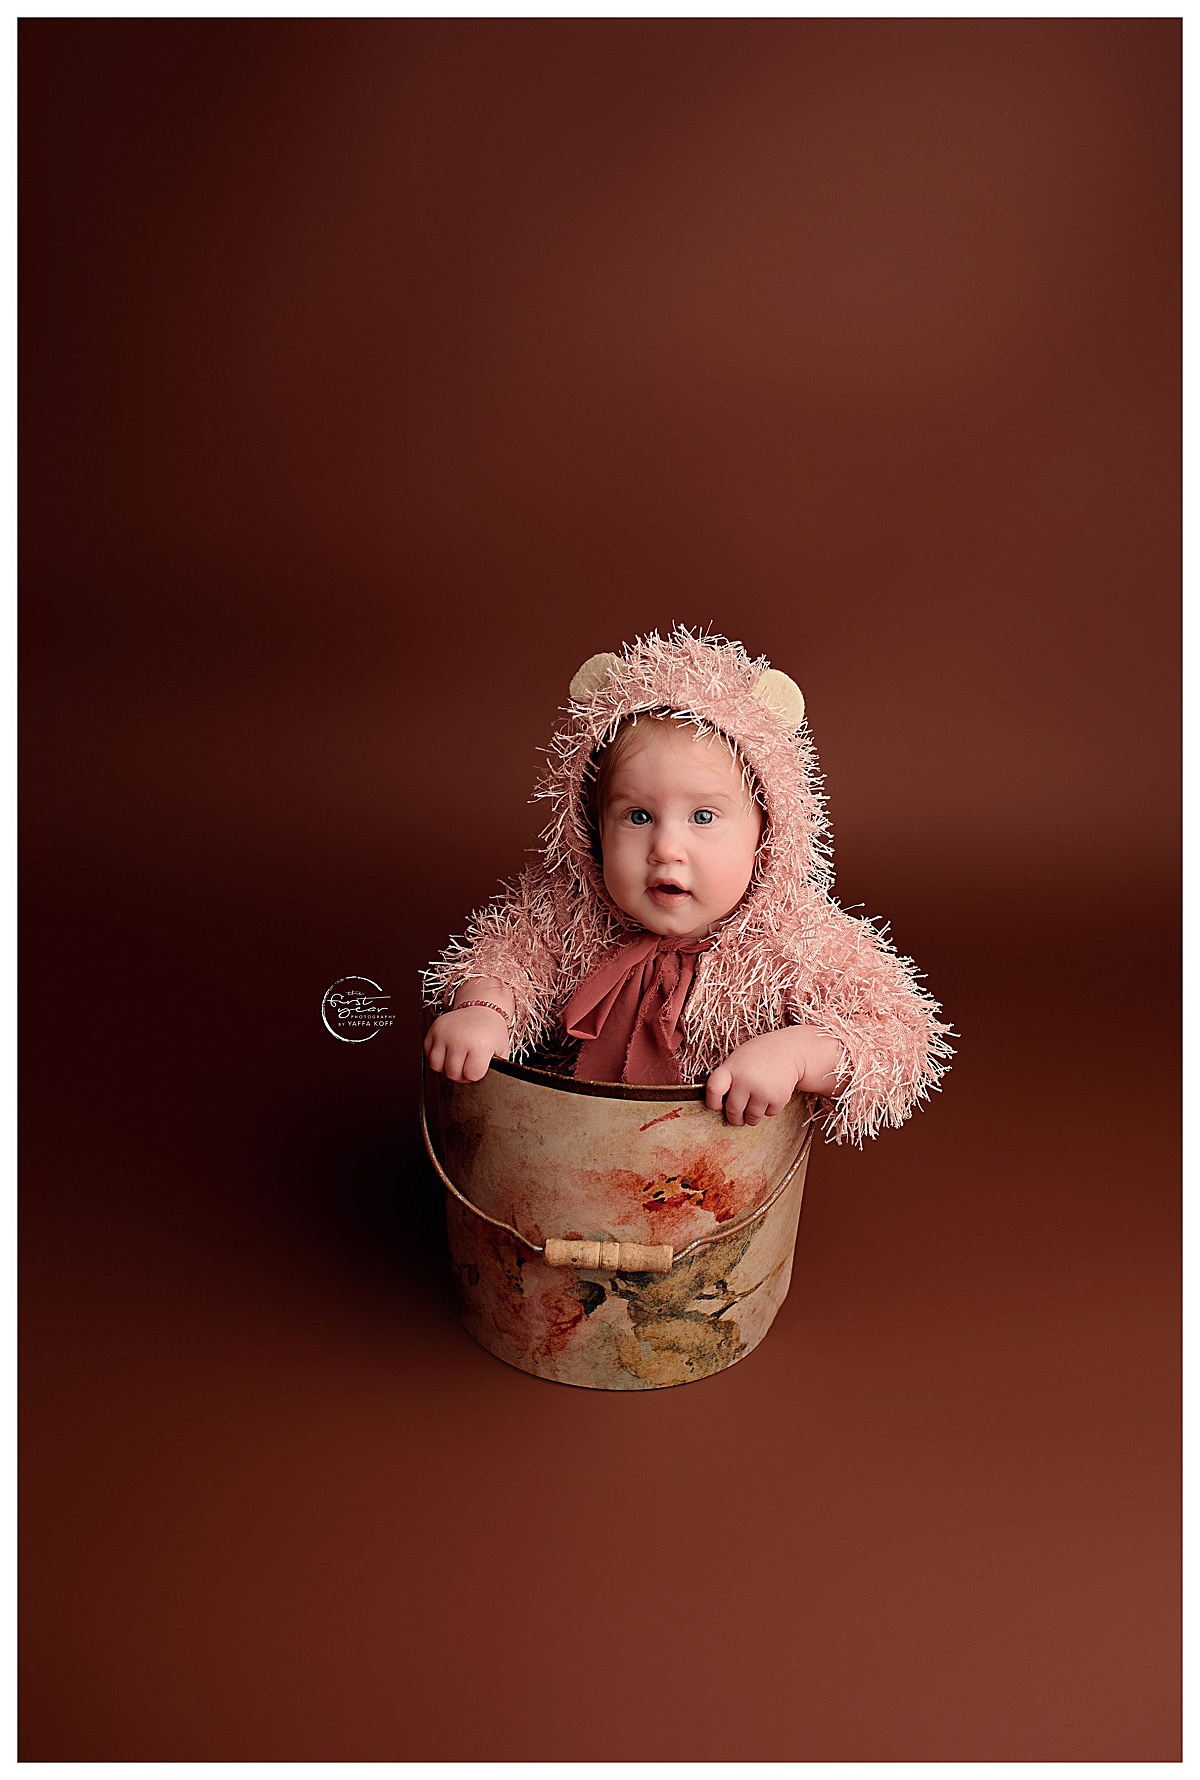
692 809 715 826
627 809 652 826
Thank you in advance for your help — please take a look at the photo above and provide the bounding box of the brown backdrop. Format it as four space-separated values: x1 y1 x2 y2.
20 18 1179 1761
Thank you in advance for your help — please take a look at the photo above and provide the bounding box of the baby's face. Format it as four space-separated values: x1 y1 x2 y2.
598 721 764 941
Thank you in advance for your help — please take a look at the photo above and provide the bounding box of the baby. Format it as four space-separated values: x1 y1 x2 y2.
424 629 951 1144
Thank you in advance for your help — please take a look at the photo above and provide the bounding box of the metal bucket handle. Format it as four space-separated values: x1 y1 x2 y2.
420 1053 816 1275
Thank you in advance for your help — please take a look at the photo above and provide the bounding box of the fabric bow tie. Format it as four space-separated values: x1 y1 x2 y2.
561 930 717 1086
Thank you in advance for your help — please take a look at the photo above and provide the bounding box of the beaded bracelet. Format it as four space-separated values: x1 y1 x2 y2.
455 999 514 1030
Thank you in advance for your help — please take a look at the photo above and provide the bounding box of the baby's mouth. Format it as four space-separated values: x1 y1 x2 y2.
648 881 691 905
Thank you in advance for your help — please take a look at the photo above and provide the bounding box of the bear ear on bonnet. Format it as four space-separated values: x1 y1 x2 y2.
569 652 621 702
751 667 805 728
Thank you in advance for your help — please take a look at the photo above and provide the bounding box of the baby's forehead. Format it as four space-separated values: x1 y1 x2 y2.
604 720 747 795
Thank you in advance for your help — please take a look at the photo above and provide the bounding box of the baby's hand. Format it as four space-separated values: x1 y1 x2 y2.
705 1026 843 1126
424 1007 511 1082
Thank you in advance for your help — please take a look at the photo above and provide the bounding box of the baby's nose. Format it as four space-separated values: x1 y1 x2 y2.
648 824 687 863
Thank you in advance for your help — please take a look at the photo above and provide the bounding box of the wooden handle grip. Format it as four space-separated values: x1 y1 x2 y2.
544 1238 673 1274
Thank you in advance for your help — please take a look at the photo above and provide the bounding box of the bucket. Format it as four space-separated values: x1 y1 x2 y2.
421 1056 817 1391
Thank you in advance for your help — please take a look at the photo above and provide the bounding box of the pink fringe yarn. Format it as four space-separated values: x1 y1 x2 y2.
423 627 953 1145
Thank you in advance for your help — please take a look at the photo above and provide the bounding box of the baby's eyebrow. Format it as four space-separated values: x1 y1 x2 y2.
690 789 741 806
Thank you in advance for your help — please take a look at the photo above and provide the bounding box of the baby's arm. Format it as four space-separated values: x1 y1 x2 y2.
423 864 565 1071
759 903 952 1143
425 977 515 1082
705 1026 843 1127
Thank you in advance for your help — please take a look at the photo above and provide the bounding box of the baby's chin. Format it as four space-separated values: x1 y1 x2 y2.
626 893 720 941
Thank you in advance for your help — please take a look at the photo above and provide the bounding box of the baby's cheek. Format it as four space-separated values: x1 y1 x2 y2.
600 842 637 912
